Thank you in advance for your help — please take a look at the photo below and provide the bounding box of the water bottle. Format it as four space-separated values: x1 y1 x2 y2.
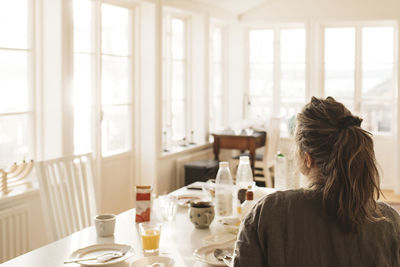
274 152 287 190
236 156 253 189
215 162 233 217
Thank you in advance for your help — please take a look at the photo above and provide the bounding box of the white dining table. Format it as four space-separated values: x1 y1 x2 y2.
2 182 276 267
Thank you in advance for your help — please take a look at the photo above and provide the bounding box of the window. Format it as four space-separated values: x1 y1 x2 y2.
247 27 306 136
323 25 395 134
163 16 189 147
73 1 133 156
209 26 226 133
0 0 34 165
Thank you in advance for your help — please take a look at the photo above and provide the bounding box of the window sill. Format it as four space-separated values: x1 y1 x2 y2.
160 142 212 160
0 181 39 206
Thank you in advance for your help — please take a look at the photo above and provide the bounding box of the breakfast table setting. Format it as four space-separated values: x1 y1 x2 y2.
2 181 276 267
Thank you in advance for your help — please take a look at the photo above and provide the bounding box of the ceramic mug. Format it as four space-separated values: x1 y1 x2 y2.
189 202 215 229
95 214 116 237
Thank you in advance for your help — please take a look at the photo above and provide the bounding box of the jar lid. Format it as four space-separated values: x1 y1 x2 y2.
136 185 151 189
239 156 250 162
219 162 229 168
245 190 254 201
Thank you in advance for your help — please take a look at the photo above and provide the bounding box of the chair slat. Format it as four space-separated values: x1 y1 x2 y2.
36 153 97 242
56 161 74 234
63 160 79 233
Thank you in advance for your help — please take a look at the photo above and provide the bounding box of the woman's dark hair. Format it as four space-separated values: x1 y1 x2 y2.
295 96 382 233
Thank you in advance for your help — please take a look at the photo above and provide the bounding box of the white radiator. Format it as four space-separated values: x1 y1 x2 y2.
175 149 214 188
0 204 30 263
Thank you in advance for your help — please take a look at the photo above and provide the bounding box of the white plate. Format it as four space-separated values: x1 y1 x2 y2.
176 194 204 206
130 256 175 267
202 232 237 245
68 243 134 266
193 242 234 266
218 217 241 235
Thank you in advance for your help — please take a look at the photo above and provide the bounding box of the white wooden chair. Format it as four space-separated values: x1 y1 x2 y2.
36 153 97 242
255 117 281 187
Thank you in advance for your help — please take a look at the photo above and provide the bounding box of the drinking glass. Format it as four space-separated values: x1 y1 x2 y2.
159 195 178 221
139 222 161 253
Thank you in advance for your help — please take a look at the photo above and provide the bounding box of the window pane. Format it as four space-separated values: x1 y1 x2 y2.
212 27 222 62
172 19 185 60
171 60 185 100
249 63 273 97
171 100 185 141
324 63 354 100
101 55 129 105
212 62 222 97
325 28 355 64
248 97 272 120
210 97 223 132
362 63 393 98
249 30 273 63
0 114 31 165
74 53 92 107
280 101 304 137
101 4 129 56
362 27 393 64
0 0 28 49
0 50 28 113
281 29 306 64
74 107 92 154
102 106 131 156
362 102 391 133
74 53 92 154
281 63 305 98
73 0 92 53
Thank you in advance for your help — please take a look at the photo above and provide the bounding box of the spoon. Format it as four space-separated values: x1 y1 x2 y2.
213 248 232 261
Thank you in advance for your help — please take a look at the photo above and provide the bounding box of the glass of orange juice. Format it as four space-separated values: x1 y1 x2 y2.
139 222 161 253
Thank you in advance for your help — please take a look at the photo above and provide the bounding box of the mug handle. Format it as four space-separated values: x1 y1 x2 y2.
204 213 211 226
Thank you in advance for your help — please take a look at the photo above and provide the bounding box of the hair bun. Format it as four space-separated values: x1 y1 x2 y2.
338 116 363 130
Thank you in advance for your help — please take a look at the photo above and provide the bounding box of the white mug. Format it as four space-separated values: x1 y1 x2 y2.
95 214 116 237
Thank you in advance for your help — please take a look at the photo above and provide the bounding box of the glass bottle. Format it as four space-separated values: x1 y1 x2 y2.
215 162 233 217
236 156 253 189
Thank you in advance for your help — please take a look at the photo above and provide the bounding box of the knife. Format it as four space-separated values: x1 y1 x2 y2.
64 246 131 264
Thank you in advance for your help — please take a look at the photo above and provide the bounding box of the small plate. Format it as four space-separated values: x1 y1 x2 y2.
193 242 234 266
68 243 133 266
130 256 175 267
202 232 237 245
177 194 203 206
218 217 241 235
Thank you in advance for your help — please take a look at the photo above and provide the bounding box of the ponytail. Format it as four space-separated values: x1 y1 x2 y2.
296 96 382 233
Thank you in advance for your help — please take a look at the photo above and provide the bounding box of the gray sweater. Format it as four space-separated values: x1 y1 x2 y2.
233 189 400 267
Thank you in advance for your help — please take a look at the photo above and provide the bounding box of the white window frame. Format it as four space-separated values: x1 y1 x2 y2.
320 21 398 137
70 0 136 157
162 11 192 148
245 23 308 135
209 22 228 134
0 0 36 165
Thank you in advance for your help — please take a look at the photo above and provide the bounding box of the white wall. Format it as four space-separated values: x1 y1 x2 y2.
240 0 400 21
227 21 245 125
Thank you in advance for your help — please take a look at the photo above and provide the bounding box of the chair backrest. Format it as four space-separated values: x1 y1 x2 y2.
36 153 97 242
263 117 281 168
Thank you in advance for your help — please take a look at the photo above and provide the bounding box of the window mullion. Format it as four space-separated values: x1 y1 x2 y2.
273 28 280 117
94 0 102 157
354 27 362 114
185 18 191 144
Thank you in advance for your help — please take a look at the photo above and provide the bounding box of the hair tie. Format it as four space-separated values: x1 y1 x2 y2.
338 116 362 130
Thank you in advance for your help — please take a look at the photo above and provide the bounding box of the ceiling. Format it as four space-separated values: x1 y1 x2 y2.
194 0 268 15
